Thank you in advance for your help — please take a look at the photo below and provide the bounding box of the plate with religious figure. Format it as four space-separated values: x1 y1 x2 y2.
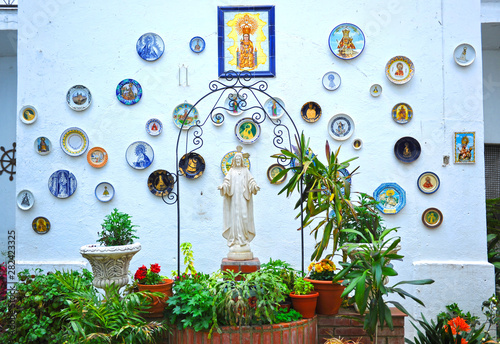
394 136 421 163
328 23 365 60
267 164 287 184
422 208 443 228
48 170 77 199
173 102 199 130
417 171 440 194
322 72 341 91
95 182 115 202
190 36 205 53
66 85 92 111
235 118 261 144
146 118 163 136
17 189 34 210
370 84 382 97
212 113 224 126
373 182 406 214
328 113 354 141
386 56 415 85
136 32 165 62
87 147 108 168
179 152 205 179
301 102 322 123
126 141 154 170
352 138 363 150
147 169 175 197
116 79 142 105
392 103 413 124
60 127 89 156
221 150 250 176
32 216 50 235
264 97 286 120
224 93 245 116
20 105 37 124
454 43 475 67
34 136 51 156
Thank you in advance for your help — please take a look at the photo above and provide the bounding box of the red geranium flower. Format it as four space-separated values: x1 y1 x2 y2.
134 265 147 280
150 263 161 274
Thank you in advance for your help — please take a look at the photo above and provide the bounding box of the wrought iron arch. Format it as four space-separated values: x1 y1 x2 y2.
162 71 305 275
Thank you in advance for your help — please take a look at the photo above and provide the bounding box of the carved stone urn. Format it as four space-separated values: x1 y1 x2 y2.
80 243 141 290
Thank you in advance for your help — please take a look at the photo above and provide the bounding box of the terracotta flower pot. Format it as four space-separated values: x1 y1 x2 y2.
304 278 345 315
137 278 174 318
289 291 319 318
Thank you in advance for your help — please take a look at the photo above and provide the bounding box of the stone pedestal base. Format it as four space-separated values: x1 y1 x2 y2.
227 244 253 260
221 258 260 280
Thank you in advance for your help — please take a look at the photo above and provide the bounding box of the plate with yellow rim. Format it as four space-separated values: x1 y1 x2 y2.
385 56 414 85
220 150 250 176
60 127 89 156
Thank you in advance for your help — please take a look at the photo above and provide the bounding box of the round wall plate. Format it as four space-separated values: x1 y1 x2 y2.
392 103 413 124
136 32 165 61
116 79 142 105
147 170 174 196
20 105 37 124
48 170 77 198
322 72 341 91
328 23 365 60
179 152 205 179
34 136 51 155
352 138 363 150
385 56 415 85
60 127 89 156
87 147 108 168
95 182 115 202
17 190 34 210
66 85 92 111
264 97 286 120
394 136 421 163
417 171 440 194
173 103 200 130
126 141 154 169
328 114 354 141
146 118 163 136
301 102 321 123
422 208 443 228
32 216 50 234
454 43 475 67
235 118 261 144
267 164 287 184
370 84 382 97
190 36 205 53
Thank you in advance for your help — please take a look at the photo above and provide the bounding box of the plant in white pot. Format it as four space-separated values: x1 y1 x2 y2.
80 208 141 293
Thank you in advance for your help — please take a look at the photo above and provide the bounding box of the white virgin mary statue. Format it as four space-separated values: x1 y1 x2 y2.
218 146 260 260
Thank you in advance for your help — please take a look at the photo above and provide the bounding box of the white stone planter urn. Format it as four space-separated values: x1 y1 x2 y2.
80 243 141 290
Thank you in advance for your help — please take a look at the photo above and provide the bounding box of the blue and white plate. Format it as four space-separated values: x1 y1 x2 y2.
116 79 142 105
48 170 77 198
190 36 205 53
60 127 89 156
322 72 341 91
373 183 406 214
95 182 115 202
126 141 154 170
136 33 164 61
264 97 286 120
328 114 354 141
146 118 163 136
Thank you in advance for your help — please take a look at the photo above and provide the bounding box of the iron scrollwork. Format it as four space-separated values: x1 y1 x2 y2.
0 142 16 181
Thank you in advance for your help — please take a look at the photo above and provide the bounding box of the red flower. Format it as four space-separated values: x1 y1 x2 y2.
150 263 161 274
445 317 471 335
460 339 468 344
134 265 147 280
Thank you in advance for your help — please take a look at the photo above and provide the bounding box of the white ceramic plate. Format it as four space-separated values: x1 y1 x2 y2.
95 182 115 202
17 189 34 210
20 105 37 124
60 127 89 156
328 114 355 141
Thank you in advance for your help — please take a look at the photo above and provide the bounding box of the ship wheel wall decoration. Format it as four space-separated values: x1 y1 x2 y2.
0 142 16 181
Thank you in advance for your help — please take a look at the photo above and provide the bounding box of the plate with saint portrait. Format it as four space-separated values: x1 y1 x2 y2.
422 208 443 228
391 103 413 124
301 102 321 123
221 150 250 176
87 147 108 168
179 152 205 179
136 32 165 62
394 137 421 163
147 169 175 197
267 164 287 184
190 36 205 53
34 136 51 155
17 190 34 211
116 79 142 105
417 172 440 194
235 118 261 144
328 23 365 60
373 182 406 215
95 182 115 202
224 93 245 116
48 170 77 199
173 103 199 130
20 105 37 124
126 141 154 170
328 114 354 141
322 72 341 91
386 56 415 85
264 97 286 120
32 216 50 235
454 43 475 67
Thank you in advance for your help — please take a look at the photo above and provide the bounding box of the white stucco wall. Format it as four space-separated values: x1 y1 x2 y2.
14 0 494 338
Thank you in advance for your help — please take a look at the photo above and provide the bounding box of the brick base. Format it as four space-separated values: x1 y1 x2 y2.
221 258 260 280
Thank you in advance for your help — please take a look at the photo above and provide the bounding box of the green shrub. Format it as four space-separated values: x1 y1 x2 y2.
274 308 302 323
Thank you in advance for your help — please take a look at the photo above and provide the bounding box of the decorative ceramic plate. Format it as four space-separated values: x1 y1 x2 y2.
147 169 175 196
338 168 352 185
352 138 363 150
66 85 91 111
179 152 205 179
221 150 250 176
322 72 341 91
126 141 154 170
224 93 244 116
301 102 321 123
264 97 286 120
328 114 354 141
235 118 261 144
422 208 443 228
392 103 413 124
173 103 199 130
60 127 89 156
394 136 421 163
17 190 34 210
136 33 164 61
373 183 406 214
386 56 415 84
454 43 475 67
370 84 382 97
328 23 365 60
87 147 108 168
116 79 142 105
190 36 205 53
417 171 440 194
20 105 37 124
34 136 51 155
95 182 115 202
212 113 225 126
48 170 77 198
32 216 50 234
267 164 286 184
146 118 163 136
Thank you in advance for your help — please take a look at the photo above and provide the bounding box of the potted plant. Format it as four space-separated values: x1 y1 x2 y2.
260 258 297 310
304 258 345 315
80 208 141 293
134 263 174 318
289 277 318 319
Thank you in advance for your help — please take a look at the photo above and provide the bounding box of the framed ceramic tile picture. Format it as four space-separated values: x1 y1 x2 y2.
454 132 475 163
217 6 276 77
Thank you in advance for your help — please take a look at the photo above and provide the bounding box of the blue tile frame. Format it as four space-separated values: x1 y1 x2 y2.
218 6 276 78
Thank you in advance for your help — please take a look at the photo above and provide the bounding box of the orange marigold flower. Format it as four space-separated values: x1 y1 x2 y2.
308 263 314 272
315 263 323 273
446 317 471 335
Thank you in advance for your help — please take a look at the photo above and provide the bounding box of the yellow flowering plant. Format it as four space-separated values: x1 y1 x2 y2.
307 258 337 281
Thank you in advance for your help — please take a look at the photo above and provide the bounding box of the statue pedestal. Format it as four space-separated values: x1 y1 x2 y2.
221 258 260 280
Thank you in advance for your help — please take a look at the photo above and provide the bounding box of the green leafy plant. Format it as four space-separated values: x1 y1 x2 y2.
134 263 164 285
481 295 500 340
292 277 314 295
181 242 197 275
485 198 500 291
260 258 297 297
274 308 302 323
97 208 139 246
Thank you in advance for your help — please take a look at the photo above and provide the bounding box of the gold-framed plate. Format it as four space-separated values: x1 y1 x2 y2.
422 208 443 228
32 216 50 234
385 56 415 85
301 102 321 123
267 164 287 184
147 169 174 197
179 152 205 179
